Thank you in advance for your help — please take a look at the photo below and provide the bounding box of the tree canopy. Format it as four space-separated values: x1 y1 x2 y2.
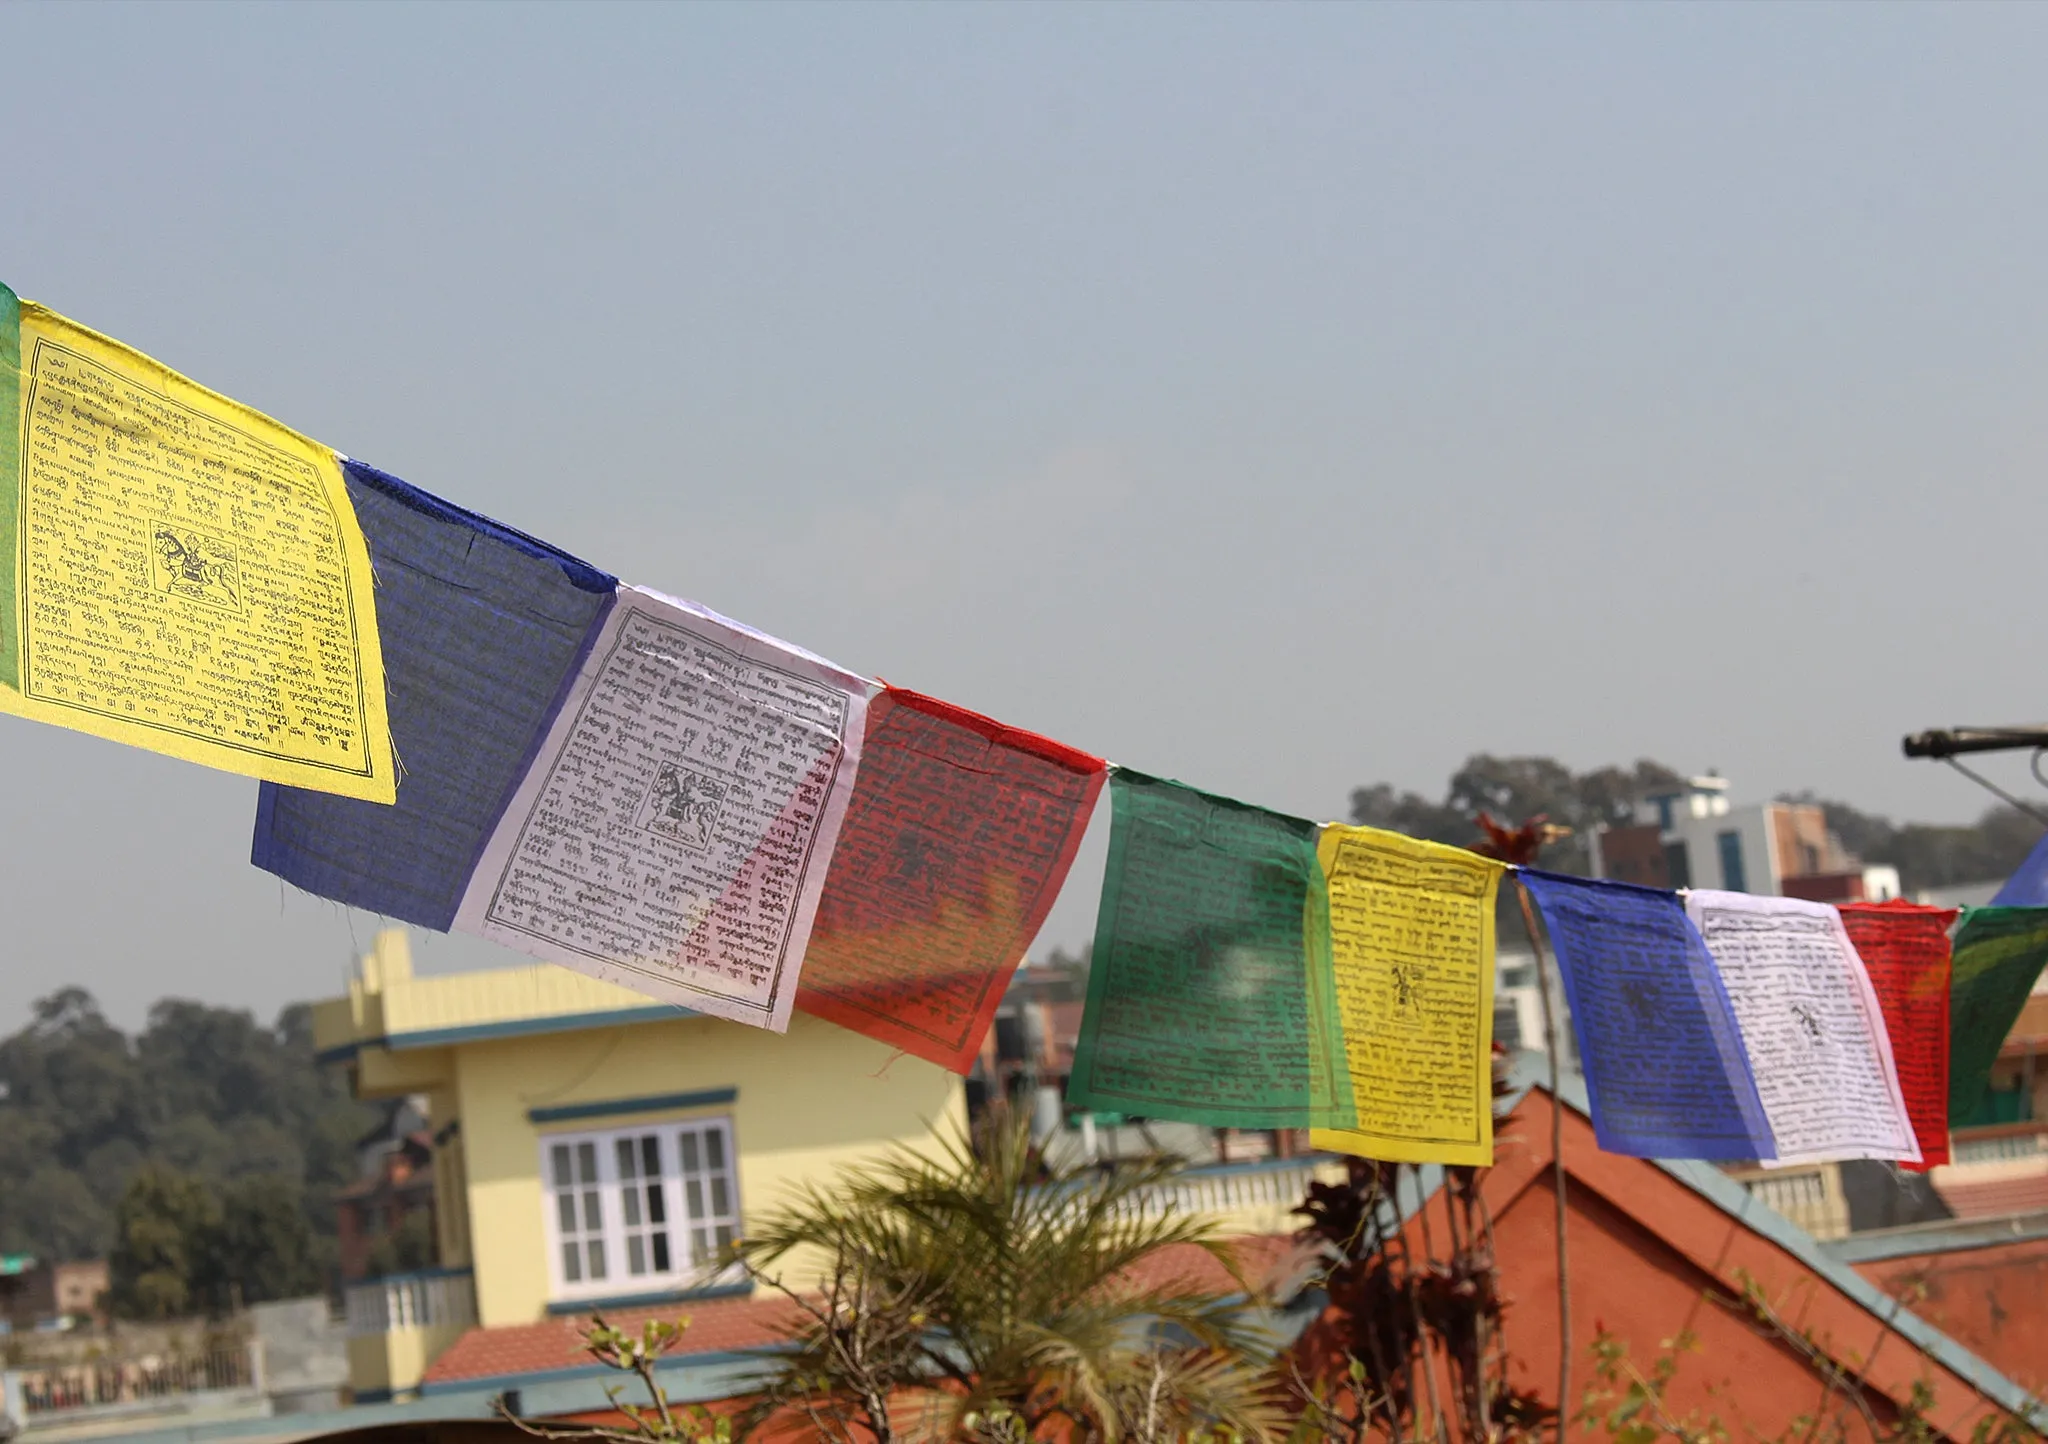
0 988 373 1313
1352 755 2041 897
1351 756 1685 879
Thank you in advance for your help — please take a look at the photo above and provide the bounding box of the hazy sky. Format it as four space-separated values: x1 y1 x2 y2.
5 3 2048 1031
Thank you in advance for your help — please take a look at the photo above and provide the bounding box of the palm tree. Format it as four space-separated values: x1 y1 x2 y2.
738 1106 1291 1443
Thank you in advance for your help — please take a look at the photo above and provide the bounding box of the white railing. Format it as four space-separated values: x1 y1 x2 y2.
9 1342 263 1420
1951 1128 2048 1166
343 1269 477 1338
1749 1170 1826 1211
1743 1168 1847 1239
1032 1159 1325 1226
1125 1160 1324 1220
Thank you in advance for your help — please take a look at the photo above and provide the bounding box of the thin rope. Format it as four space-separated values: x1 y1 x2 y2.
1941 756 2048 830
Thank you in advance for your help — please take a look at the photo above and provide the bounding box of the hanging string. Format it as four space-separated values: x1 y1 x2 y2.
1515 876 1571 1443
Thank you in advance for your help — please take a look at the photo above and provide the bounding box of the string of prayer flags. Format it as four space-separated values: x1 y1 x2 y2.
1521 871 1774 1161
1685 891 1920 1165
1946 906 2048 1123
26 272 2048 1137
1310 826 1507 1167
1836 899 1958 1170
251 460 617 929
0 284 395 799
1066 772 1354 1130
452 585 872 1032
795 689 1105 1074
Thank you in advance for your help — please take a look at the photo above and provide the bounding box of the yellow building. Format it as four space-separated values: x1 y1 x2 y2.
314 930 966 1402
316 930 1339 1407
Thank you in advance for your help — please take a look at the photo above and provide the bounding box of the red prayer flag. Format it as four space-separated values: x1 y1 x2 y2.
1838 898 1959 1170
795 688 1106 1073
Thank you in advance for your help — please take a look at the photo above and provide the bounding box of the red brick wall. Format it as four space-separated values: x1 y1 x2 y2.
1293 1094 2025 1439
1854 1235 2048 1396
1598 825 1669 887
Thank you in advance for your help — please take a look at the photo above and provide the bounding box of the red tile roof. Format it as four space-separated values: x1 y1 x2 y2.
1117 1235 1305 1295
422 1236 1302 1390
422 1292 808 1387
1933 1173 2048 1222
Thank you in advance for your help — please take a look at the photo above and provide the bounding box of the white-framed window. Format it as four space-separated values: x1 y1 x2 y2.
541 1118 741 1301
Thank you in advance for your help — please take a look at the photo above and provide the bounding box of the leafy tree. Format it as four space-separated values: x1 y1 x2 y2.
108 1165 217 1320
1782 792 2041 896
6 1167 109 1264
1351 755 1684 879
0 988 377 1307
1352 756 2045 898
0 989 149 1169
737 1107 1289 1442
199 1174 326 1308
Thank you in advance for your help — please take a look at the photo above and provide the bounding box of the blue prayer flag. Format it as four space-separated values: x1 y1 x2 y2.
1990 831 2048 908
251 459 616 930
1521 870 1776 1161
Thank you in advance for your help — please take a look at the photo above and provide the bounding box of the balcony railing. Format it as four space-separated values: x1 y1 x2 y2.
1121 1157 1327 1219
13 1342 261 1420
1740 1166 1849 1240
1949 1121 2048 1167
1029 1156 1329 1226
343 1268 478 1338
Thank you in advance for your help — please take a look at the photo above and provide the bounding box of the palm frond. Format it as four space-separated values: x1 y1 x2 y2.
736 1105 1289 1441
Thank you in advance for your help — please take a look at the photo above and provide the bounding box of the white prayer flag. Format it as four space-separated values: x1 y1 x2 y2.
1685 890 1920 1166
456 585 871 1031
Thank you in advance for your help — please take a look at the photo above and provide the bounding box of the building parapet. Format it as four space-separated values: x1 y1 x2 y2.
342 1270 477 1340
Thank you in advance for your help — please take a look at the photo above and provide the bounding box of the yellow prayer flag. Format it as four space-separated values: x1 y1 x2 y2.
0 287 394 801
1310 825 1506 1166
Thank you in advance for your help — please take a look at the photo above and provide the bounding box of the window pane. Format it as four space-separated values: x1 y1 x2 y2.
547 1126 718 1297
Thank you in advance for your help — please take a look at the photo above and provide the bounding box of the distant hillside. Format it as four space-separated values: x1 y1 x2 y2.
1351 754 2041 897
0 988 375 1300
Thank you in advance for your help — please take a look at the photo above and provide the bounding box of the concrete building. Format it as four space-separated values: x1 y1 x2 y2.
335 1125 436 1284
1591 773 1901 902
0 1259 108 1332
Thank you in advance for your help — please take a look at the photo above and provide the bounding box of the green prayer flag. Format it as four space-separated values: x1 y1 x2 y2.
1066 770 1354 1129
1947 906 2048 1123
